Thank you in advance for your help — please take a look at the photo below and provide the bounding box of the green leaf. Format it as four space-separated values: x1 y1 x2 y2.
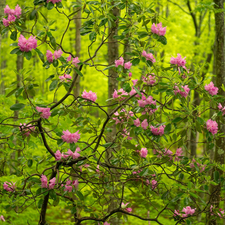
139 168 149 176
10 31 17 41
50 36 56 49
49 80 58 91
10 47 20 54
47 2 54 10
56 1 63 8
35 48 45 63
70 143 76 151
133 86 142 97
152 33 159 39
24 51 32 60
49 189 57 200
122 83 131 93
53 59 59 67
28 159 33 167
76 191 84 200
197 117 205 125
10 103 25 111
30 9 37 20
102 142 113 148
15 87 24 98
89 31 96 41
103 65 115 71
171 193 184 202
158 36 167 45
131 58 140 66
189 192 198 199
172 117 182 123
45 75 55 82
38 199 43 208
164 124 171 134
214 170 220 183
6 88 18 98
74 67 83 77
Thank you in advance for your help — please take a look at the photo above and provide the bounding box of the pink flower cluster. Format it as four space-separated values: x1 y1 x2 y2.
174 206 196 218
138 95 157 115
59 74 72 82
153 148 183 162
151 22 166 36
204 82 218 96
140 148 148 158
20 123 35 136
3 5 21 27
174 85 190 98
47 0 62 4
150 125 165 136
206 119 218 135
18 35 37 52
142 74 156 85
170 54 187 69
36 107 51 119
46 49 63 63
112 88 128 101
62 179 79 192
151 179 158 190
61 130 80 143
190 159 206 172
3 181 16 192
81 90 97 102
55 148 80 161
122 128 132 140
0 215 5 222
115 57 132 70
103 222 110 225
41 175 56 189
113 109 133 124
218 103 225 115
142 50 156 63
121 202 132 213
67 55 80 67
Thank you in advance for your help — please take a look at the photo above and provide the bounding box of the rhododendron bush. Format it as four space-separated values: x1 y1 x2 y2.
0 1 225 225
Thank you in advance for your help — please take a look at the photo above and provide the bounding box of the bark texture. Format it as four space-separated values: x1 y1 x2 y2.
208 0 225 224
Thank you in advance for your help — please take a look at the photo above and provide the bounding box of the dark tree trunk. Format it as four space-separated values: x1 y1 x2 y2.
208 0 225 224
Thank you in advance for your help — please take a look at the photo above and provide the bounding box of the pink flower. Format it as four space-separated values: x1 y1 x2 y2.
122 128 132 140
140 148 148 158
182 206 195 217
124 61 132 69
134 118 140 127
170 54 187 69
142 50 156 63
150 125 165 136
64 185 73 192
218 209 225 218
72 57 80 67
205 82 218 96
53 49 63 60
141 119 148 130
82 90 97 102
96 165 100 173
103 222 110 225
41 175 48 188
151 22 166 36
132 79 138 86
61 130 80 143
152 180 158 190
67 147 81 159
142 74 156 85
59 74 72 82
3 182 16 192
206 119 218 135
0 215 5 222
20 123 35 136
218 103 225 115
55 150 62 161
18 35 37 52
14 4 22 17
112 88 128 101
72 180 79 189
128 72 132 77
49 177 56 189
4 5 11 14
175 148 183 162
36 107 51 119
126 208 132 213
3 18 9 27
46 50 54 63
3 5 21 27
47 0 62 4
115 57 124 67
174 210 181 217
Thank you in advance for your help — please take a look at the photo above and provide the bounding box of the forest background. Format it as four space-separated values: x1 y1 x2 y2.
0 0 224 224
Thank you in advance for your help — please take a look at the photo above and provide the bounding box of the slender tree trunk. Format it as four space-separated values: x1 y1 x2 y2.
73 1 81 98
0 0 6 95
106 2 120 225
208 0 225 224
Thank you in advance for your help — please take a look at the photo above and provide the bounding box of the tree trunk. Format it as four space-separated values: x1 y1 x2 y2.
73 1 81 98
208 0 225 224
106 2 120 225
